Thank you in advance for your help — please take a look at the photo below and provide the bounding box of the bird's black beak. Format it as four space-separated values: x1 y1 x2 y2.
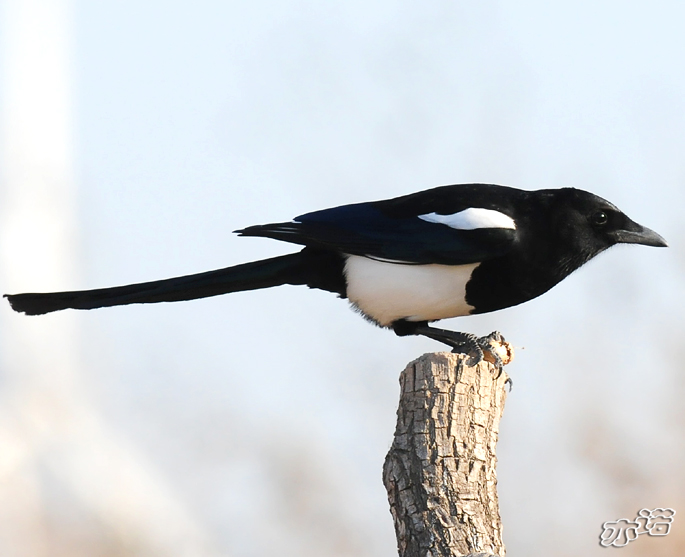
611 221 668 247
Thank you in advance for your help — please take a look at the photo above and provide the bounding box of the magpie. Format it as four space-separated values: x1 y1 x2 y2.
4 183 667 365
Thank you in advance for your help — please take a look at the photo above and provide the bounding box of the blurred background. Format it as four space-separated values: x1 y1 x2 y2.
0 0 683 555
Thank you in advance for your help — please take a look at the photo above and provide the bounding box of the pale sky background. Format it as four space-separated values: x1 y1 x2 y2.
1 1 684 556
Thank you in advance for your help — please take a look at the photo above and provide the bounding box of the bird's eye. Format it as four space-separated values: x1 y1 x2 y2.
591 211 608 226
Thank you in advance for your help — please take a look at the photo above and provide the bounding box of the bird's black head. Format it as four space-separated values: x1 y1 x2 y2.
546 188 667 272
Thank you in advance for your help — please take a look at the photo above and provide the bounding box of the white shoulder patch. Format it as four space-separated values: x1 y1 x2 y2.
418 208 516 230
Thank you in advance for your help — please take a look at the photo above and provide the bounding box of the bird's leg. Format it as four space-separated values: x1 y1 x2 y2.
392 320 506 370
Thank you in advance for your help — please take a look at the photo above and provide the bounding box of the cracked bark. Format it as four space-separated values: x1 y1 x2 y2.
383 352 511 557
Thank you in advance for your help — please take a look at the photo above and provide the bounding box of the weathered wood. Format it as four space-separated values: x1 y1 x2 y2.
383 350 511 557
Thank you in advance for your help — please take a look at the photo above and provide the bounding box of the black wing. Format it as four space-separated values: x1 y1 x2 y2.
237 186 520 265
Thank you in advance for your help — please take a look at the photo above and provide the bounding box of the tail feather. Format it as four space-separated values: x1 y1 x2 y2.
5 253 309 316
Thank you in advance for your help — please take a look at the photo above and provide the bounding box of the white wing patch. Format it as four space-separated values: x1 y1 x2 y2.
418 208 516 230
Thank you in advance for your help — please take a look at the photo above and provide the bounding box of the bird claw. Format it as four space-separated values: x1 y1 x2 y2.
445 331 505 371
403 324 513 375
477 331 505 370
457 344 484 367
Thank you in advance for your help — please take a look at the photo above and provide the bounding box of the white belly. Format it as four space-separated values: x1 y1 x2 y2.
343 255 478 326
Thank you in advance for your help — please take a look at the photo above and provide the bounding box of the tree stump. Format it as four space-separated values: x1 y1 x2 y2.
383 349 512 557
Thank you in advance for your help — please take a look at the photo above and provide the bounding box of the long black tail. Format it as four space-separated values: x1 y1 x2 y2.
5 249 345 316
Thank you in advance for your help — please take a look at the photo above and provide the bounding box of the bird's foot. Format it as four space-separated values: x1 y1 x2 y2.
476 331 513 376
423 329 486 366
405 324 513 371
